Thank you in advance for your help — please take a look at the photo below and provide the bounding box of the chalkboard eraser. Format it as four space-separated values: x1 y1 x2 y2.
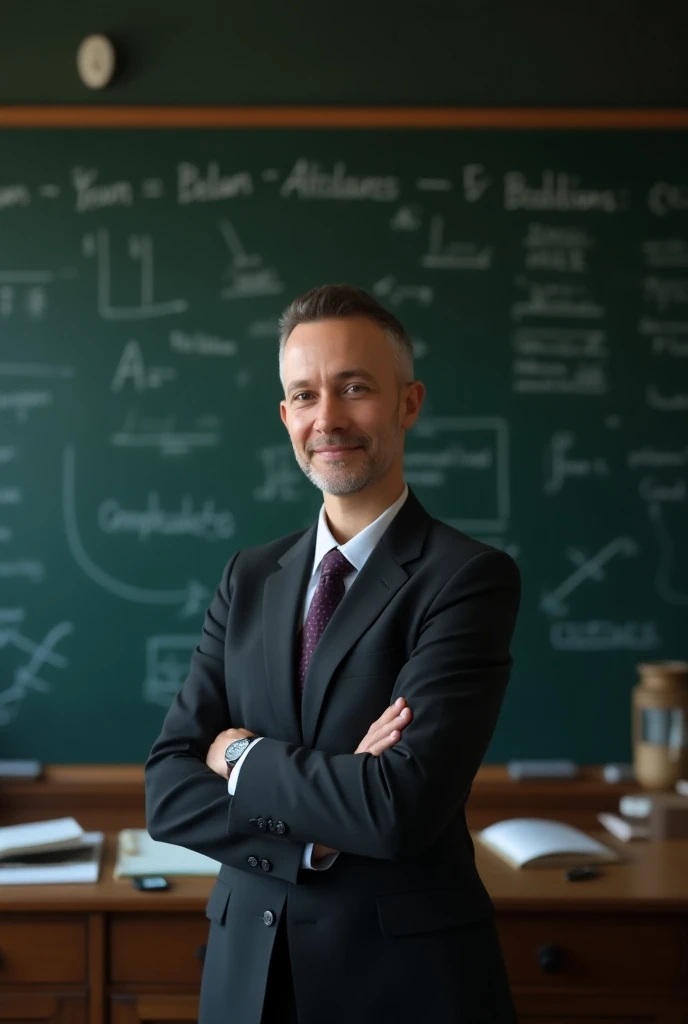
602 763 636 784
507 759 579 780
0 760 43 779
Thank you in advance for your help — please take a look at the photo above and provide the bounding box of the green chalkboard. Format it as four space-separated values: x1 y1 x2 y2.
1 125 686 763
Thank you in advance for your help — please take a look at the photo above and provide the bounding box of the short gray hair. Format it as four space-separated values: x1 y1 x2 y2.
278 283 414 386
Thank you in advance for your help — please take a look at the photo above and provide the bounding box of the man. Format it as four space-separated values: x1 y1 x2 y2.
145 283 521 1024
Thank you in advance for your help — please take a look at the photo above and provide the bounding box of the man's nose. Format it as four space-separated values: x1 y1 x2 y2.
313 394 348 434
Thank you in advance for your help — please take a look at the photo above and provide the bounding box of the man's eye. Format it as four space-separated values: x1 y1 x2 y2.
345 384 369 395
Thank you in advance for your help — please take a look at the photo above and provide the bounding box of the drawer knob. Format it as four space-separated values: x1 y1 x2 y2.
537 943 565 974
195 944 207 962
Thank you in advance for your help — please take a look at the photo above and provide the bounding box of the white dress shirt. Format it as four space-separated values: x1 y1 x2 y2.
228 484 409 870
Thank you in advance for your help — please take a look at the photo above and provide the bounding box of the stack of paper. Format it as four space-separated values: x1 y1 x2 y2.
115 829 220 877
0 818 103 885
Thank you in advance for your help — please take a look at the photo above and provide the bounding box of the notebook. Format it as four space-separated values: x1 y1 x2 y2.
0 817 85 859
0 832 103 885
114 829 221 877
475 818 622 869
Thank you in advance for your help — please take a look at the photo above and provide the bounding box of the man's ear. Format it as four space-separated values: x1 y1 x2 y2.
279 400 288 428
402 381 425 429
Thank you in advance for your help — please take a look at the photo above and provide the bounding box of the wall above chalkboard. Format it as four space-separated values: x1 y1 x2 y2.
0 109 686 764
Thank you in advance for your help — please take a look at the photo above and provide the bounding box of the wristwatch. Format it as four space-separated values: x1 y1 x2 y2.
224 736 252 776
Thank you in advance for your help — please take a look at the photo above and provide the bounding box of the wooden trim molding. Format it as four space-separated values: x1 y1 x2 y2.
0 107 687 128
0 764 642 832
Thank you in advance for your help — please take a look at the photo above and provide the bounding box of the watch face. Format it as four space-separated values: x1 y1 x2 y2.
225 738 248 762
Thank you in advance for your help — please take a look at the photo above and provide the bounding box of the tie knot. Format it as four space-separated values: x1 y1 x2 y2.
320 548 353 578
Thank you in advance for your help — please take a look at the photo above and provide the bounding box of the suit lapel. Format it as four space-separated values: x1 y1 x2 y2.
262 525 316 745
301 488 430 747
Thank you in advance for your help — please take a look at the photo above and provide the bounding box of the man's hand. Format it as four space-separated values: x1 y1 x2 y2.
205 699 413 860
354 696 413 756
312 698 413 861
205 727 256 779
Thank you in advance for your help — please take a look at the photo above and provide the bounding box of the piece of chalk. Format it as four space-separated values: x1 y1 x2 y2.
602 763 636 783
507 759 579 780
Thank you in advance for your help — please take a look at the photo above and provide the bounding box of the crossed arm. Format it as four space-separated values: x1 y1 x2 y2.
145 547 520 881
204 697 414 863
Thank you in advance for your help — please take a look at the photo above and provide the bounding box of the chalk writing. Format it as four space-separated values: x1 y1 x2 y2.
144 635 198 707
62 445 210 616
544 431 609 494
178 162 253 203
72 167 133 212
111 409 219 456
550 620 661 651
98 493 235 542
280 159 399 201
421 216 493 270
505 171 620 212
111 340 177 393
648 182 688 217
169 329 238 357
254 446 304 503
0 391 53 422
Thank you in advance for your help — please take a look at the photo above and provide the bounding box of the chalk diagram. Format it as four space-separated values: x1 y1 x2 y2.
540 536 640 617
0 620 73 726
62 445 209 617
144 634 198 707
648 503 688 605
219 220 284 300
83 230 188 320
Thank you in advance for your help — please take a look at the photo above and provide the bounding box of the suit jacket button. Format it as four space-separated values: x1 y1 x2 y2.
248 818 258 827
256 817 266 830
267 819 275 832
260 858 272 872
274 820 287 835
247 856 259 867
263 910 275 926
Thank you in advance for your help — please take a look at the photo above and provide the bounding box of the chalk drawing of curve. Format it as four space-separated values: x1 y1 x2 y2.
61 445 209 617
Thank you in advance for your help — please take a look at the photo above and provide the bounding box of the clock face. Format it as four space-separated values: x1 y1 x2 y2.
76 35 116 90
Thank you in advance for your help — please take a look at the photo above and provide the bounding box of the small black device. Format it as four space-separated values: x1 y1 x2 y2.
131 875 171 891
565 864 600 882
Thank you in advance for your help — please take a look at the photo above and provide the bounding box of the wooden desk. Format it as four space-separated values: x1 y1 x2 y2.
1 833 686 1024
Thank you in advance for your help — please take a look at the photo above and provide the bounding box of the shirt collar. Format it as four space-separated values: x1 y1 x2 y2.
312 483 409 576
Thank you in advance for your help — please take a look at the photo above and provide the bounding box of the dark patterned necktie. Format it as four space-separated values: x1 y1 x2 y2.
298 548 354 692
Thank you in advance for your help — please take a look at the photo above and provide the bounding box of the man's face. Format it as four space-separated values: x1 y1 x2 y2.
279 317 417 496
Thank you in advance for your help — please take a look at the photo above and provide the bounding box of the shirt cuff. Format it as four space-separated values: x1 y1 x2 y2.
226 738 338 870
302 843 340 870
226 736 262 796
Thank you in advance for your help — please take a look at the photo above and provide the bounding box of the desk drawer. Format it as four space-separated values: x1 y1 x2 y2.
499 914 687 990
0 915 86 984
110 914 208 984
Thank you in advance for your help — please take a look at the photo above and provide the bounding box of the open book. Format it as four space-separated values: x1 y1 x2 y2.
475 818 622 869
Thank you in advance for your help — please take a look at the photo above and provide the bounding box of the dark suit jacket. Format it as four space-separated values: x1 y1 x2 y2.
145 488 521 1024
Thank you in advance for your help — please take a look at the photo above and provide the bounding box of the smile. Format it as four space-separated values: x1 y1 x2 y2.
312 447 362 459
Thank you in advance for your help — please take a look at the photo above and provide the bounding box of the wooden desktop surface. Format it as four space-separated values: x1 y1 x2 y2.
0 831 686 913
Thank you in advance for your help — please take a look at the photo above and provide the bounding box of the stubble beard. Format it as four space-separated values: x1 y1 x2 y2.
293 426 402 497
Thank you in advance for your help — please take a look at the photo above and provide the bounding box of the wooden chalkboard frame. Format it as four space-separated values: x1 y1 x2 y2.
0 107 687 128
